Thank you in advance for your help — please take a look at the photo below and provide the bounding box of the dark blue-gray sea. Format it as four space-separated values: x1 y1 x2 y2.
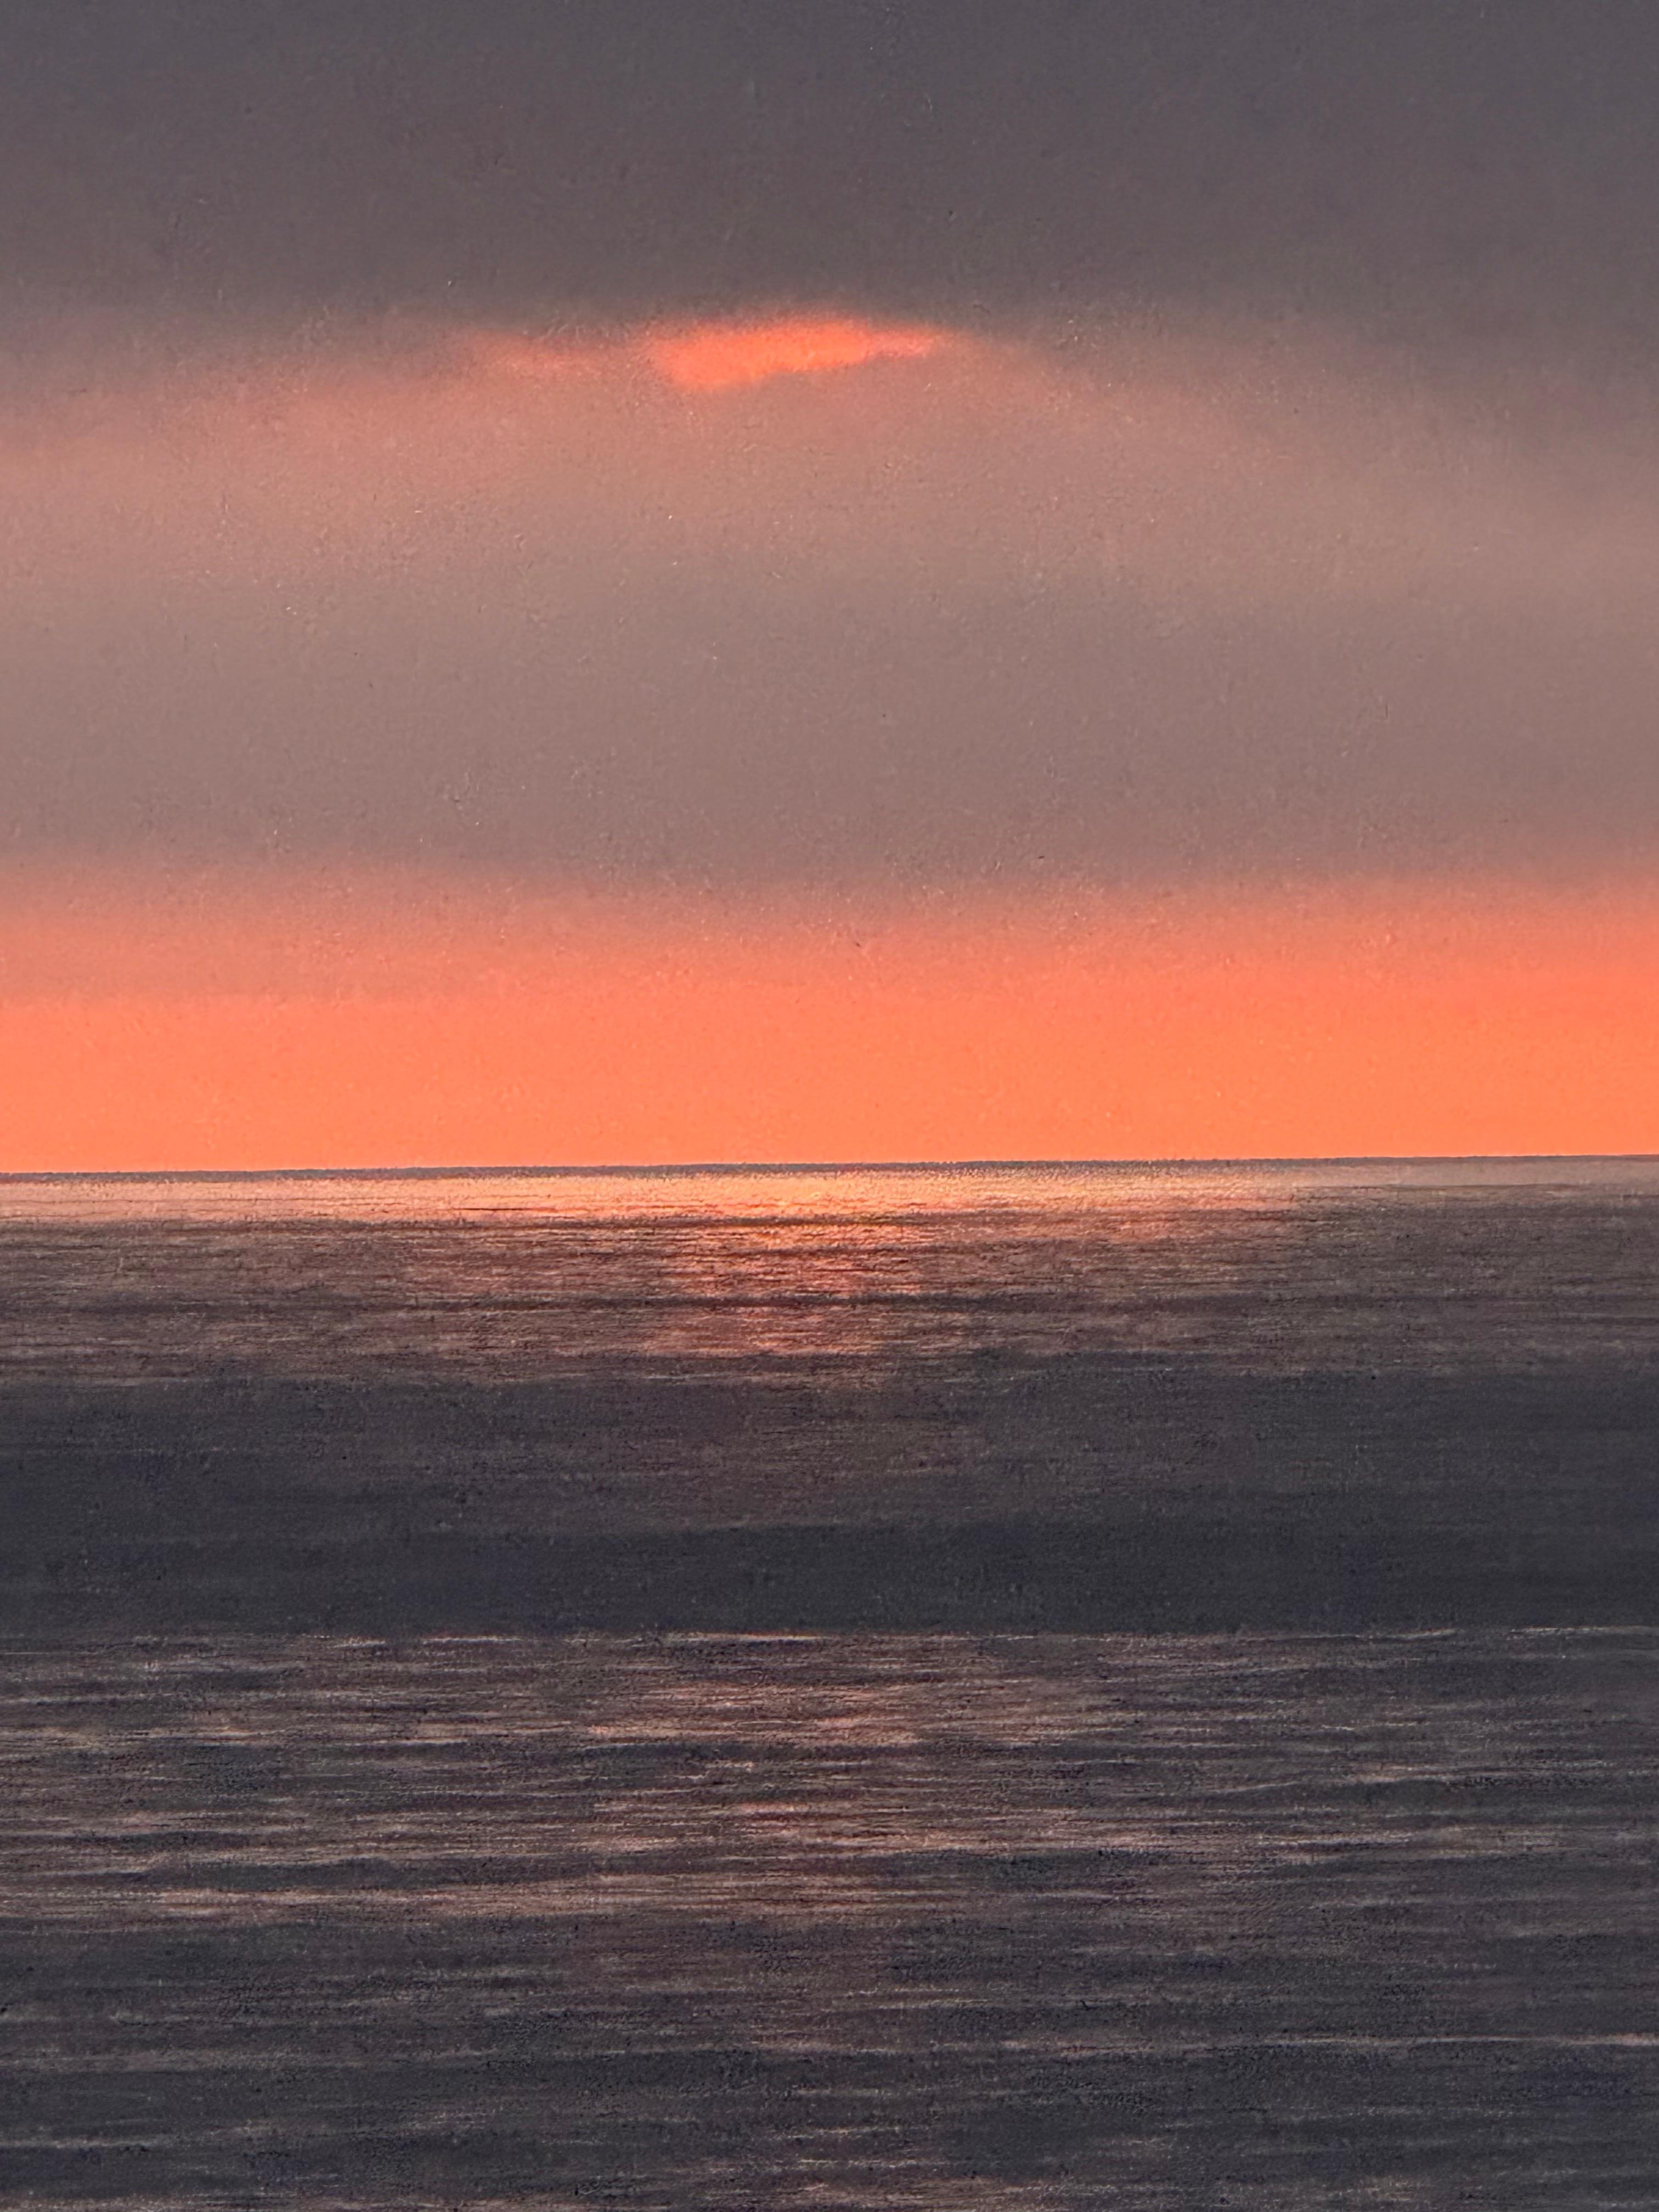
3 1159 1658 2208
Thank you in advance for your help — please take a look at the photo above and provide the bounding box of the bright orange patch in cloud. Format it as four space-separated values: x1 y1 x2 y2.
457 315 947 396
1 875 1654 1169
640 316 944 391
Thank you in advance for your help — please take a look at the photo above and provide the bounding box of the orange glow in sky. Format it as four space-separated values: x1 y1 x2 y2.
459 315 947 393
2 874 1653 1170
4 317 1656 1175
640 315 945 390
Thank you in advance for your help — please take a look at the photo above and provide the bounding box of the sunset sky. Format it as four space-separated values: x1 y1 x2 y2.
4 1 1657 1167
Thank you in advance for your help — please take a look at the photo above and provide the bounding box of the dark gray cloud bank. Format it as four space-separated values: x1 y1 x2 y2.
8 0 1659 345
4 2 1659 888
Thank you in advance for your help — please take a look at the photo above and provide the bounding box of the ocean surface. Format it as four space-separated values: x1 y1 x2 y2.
2 1158 1658 2207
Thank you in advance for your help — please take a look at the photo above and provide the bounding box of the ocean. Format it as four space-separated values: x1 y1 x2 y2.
2 1159 1657 2207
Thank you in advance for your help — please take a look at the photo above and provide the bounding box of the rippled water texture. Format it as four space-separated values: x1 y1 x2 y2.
2 1162 1657 2204
4 1158 1657 1383
4 1630 1658 2209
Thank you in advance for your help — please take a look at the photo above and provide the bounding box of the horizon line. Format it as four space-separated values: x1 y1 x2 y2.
2 1154 1656 1185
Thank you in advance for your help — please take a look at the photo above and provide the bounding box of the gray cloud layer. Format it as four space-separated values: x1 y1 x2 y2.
9 5 1659 891
3 317 1657 886
5 1 1659 349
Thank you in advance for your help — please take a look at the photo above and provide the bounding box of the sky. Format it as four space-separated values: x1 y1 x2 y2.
3 1 1657 1165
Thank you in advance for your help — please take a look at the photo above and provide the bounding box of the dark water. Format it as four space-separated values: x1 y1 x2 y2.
2 1161 1658 2205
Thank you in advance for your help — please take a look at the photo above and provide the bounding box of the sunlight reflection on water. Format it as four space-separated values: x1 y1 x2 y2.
1 1158 1655 1384
5 1154 1656 1227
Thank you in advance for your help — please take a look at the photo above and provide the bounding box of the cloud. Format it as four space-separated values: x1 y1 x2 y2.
2 310 1657 884
6 3 1659 354
463 312 946 393
640 316 945 391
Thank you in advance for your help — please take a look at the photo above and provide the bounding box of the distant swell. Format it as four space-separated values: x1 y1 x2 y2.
9 1513 1659 1635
